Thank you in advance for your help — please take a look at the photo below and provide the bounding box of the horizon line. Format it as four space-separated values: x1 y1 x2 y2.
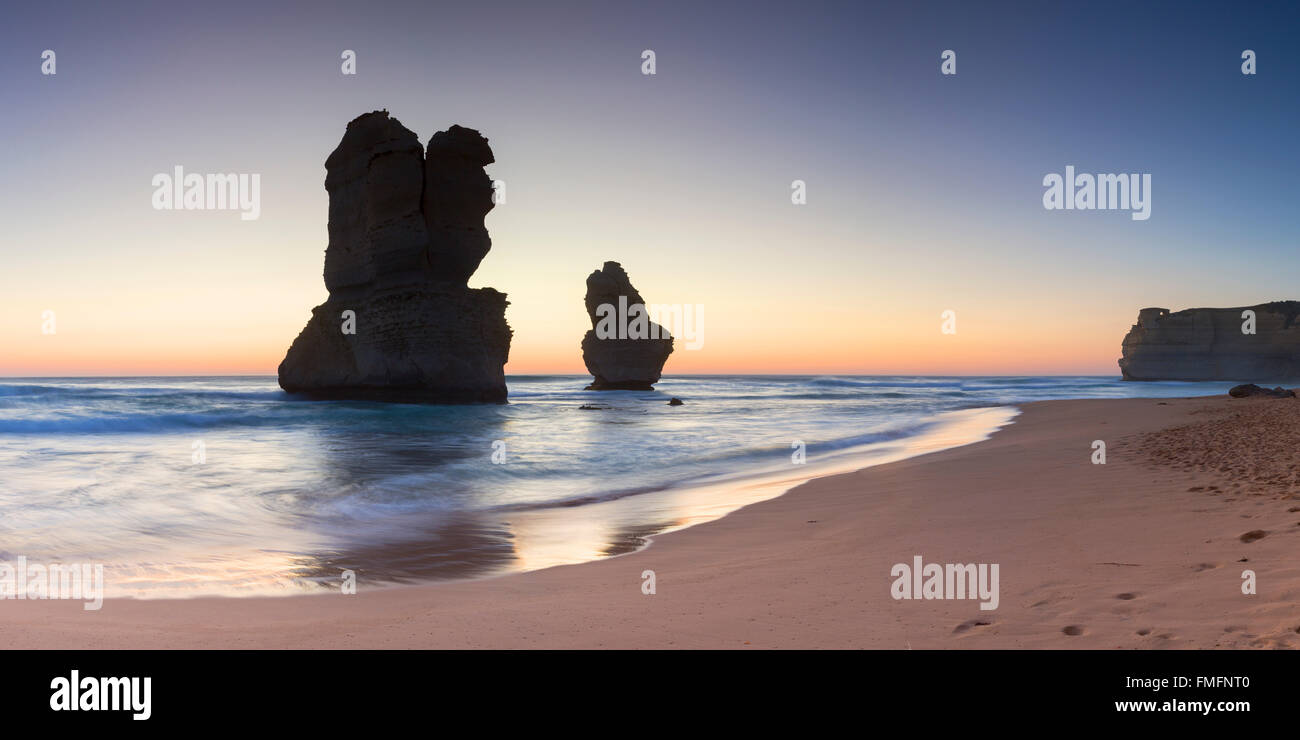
2 372 1138 380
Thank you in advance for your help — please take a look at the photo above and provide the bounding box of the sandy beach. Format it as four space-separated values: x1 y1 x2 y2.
3 395 1298 649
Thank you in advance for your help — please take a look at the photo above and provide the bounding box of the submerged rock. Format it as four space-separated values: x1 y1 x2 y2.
1119 302 1300 381
581 261 673 390
1227 384 1294 398
667 397 684 406
278 111 511 402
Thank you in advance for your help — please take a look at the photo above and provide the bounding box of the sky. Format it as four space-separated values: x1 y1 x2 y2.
1 0 1297 376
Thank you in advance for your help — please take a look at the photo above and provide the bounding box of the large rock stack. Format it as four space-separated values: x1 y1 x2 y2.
581 261 673 390
278 111 511 402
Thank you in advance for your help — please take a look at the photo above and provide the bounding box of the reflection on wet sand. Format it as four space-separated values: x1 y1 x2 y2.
287 406 1019 591
97 406 1015 598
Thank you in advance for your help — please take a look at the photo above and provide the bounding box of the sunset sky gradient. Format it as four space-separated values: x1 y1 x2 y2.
2 0 1297 376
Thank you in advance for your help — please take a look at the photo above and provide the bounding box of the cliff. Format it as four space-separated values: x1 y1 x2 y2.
1119 302 1300 381
278 111 511 402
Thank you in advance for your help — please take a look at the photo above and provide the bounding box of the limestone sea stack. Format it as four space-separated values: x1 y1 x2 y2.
1119 302 1300 381
581 261 673 390
278 111 511 402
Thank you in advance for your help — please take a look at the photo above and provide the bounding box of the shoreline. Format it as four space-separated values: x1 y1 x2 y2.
3 395 1298 648
24 404 1022 600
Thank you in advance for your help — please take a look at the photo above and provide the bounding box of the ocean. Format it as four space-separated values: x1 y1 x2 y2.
0 375 1235 597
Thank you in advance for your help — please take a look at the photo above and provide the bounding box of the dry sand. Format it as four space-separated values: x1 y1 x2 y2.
3 396 1298 649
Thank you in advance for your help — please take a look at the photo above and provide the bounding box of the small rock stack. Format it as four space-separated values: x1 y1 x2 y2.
581 261 673 390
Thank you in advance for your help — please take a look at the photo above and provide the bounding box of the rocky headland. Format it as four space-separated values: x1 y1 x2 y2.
1119 302 1300 381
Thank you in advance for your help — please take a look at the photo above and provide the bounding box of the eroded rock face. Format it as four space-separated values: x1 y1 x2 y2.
278 111 511 402
581 261 673 390
1119 302 1300 381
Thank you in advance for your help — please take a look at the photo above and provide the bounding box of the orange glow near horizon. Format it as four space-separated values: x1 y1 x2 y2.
3 298 1128 378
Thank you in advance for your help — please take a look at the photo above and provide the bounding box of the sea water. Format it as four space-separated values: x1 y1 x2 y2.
0 375 1234 597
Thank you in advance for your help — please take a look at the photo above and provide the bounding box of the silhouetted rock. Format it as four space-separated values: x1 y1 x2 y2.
1120 302 1300 381
667 397 683 406
278 111 511 402
422 124 496 284
1227 384 1294 398
581 261 673 390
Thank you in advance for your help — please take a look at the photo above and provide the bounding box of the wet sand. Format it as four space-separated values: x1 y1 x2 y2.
3 396 1298 649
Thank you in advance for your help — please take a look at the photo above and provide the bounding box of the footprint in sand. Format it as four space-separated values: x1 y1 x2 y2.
952 619 993 635
1116 592 1138 600
1193 563 1220 572
1136 628 1151 636
1062 625 1086 636
1240 530 1269 543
